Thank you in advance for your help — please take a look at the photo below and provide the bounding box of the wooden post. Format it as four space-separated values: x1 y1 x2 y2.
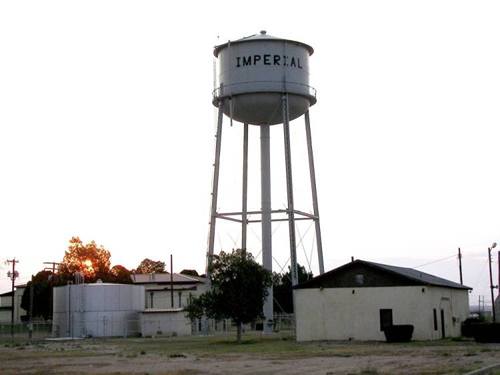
458 248 463 285
170 254 174 308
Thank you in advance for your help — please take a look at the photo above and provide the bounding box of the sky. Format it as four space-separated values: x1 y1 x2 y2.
1 1 499 308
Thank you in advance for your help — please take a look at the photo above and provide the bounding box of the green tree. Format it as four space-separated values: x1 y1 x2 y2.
21 270 59 320
185 249 272 343
273 264 313 313
180 269 199 277
109 265 132 284
134 258 166 274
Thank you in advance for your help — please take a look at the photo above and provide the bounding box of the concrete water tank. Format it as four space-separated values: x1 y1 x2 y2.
213 31 316 125
52 283 144 338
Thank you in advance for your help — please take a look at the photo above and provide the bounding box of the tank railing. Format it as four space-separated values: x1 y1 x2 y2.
212 81 316 100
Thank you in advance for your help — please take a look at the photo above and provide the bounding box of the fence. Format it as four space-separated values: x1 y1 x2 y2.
0 314 296 340
0 322 52 340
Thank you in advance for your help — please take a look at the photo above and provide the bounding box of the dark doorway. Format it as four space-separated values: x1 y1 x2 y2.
380 309 393 331
440 309 445 338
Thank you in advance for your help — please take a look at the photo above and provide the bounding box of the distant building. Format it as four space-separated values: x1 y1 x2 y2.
294 259 470 341
130 272 208 310
131 273 228 335
49 272 218 338
0 285 27 324
0 291 13 323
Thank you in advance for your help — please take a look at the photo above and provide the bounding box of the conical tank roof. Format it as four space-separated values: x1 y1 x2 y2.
213 30 314 57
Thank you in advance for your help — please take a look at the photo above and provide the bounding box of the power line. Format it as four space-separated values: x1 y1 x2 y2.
413 254 456 269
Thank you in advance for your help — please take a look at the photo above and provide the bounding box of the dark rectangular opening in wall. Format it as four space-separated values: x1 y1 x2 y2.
380 309 393 331
440 309 445 338
433 309 438 331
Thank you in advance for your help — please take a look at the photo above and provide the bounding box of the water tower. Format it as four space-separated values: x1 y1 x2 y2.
206 31 325 332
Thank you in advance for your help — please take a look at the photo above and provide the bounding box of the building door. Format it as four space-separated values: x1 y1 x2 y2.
439 297 451 339
440 309 445 338
380 309 393 331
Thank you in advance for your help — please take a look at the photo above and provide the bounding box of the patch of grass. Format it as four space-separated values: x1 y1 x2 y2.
331 353 352 357
169 353 187 358
464 351 477 357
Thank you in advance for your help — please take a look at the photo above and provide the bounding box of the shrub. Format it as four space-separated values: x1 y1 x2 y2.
468 323 500 343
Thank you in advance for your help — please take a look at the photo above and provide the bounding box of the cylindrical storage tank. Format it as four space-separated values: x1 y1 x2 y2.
213 31 316 125
52 283 144 338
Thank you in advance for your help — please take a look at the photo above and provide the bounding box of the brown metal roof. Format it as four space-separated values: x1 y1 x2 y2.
131 272 205 285
294 259 471 290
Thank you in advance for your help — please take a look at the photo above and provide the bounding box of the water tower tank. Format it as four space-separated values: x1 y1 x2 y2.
213 31 316 125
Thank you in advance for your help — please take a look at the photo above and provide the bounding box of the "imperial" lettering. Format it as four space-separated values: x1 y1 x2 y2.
236 54 303 69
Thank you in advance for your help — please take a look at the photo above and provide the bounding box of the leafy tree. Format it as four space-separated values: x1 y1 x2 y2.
20 270 56 320
110 265 132 284
22 237 131 320
134 258 166 274
273 264 313 313
59 236 112 282
185 249 272 342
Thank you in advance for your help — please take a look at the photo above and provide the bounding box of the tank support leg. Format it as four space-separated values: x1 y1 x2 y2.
260 124 273 334
241 123 249 252
206 102 224 278
282 95 299 287
304 111 325 274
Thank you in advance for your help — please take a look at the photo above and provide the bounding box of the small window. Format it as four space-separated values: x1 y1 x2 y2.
178 292 182 307
380 309 393 331
149 292 154 308
433 308 438 331
355 274 364 285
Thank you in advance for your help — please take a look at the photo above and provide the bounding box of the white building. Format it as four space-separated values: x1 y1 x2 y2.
0 285 27 324
131 273 232 335
130 272 208 310
140 308 191 337
294 260 470 341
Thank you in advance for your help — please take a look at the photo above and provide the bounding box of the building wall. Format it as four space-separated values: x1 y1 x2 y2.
0 288 27 324
295 286 469 341
143 283 209 310
145 290 196 310
14 288 26 323
140 311 191 337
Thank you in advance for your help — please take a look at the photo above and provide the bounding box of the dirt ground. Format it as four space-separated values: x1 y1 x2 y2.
0 334 499 375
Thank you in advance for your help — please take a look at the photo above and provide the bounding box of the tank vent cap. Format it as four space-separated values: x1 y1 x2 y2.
260 30 267 35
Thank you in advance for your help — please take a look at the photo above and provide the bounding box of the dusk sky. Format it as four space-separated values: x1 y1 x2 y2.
1 1 499 308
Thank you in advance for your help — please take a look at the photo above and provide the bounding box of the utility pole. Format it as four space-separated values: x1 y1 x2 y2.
170 254 174 308
6 259 19 339
43 261 60 319
458 248 463 285
488 247 497 322
29 275 34 342
43 261 60 274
